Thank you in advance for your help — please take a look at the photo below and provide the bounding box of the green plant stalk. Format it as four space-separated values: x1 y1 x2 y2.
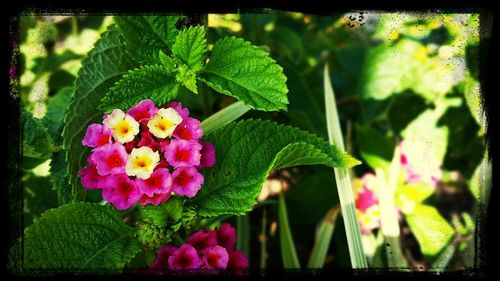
278 192 300 269
323 64 368 268
376 146 407 269
431 242 456 272
307 205 340 268
260 207 268 270
200 101 250 134
236 214 250 258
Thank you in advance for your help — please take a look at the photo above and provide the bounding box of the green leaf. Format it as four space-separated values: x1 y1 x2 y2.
50 150 72 204
200 101 251 134
395 183 435 214
307 206 340 268
406 205 455 257
278 193 300 269
172 25 207 72
23 175 59 228
100 65 179 112
193 119 358 217
324 64 367 268
63 26 138 202
22 109 54 160
114 16 180 64
431 242 456 272
200 37 289 111
355 125 394 172
23 203 141 271
43 86 74 144
236 215 250 258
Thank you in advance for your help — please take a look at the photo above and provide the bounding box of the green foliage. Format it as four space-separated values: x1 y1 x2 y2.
114 16 180 64
200 37 289 111
405 205 455 257
22 203 141 271
23 175 59 227
172 25 207 72
193 119 359 217
49 150 72 204
355 125 394 172
100 65 178 111
43 86 74 143
22 109 55 160
62 26 138 202
278 193 300 269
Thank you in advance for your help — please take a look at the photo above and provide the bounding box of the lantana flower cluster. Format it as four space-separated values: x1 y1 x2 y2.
78 100 216 210
150 223 249 275
354 140 443 235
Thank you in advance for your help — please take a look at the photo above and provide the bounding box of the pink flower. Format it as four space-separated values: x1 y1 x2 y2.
216 223 236 252
136 168 172 197
78 165 107 189
156 160 169 169
139 191 171 206
197 142 216 169
173 117 203 141
355 187 377 212
137 130 160 151
159 140 170 154
227 250 248 276
168 101 189 119
127 99 158 122
171 167 204 198
102 174 142 210
202 245 229 270
90 142 128 176
168 244 203 270
124 137 139 154
165 139 202 168
151 245 178 270
187 228 218 251
82 124 112 147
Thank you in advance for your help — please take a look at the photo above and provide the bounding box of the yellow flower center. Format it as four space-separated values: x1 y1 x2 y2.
103 109 140 143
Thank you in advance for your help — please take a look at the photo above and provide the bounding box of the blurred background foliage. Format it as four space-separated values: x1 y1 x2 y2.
17 12 488 272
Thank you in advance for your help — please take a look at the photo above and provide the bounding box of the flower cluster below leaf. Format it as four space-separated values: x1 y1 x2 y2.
78 99 216 210
149 223 249 275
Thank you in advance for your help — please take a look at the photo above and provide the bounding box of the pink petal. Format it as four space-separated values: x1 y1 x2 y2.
82 124 112 147
187 228 218 251
137 130 160 151
151 245 178 270
127 99 159 122
171 166 204 198
202 245 229 270
165 139 202 168
227 250 248 276
90 142 128 176
139 191 171 206
168 244 203 270
216 223 236 252
101 174 142 210
173 117 203 141
136 168 172 197
78 165 107 189
167 101 189 119
197 141 216 169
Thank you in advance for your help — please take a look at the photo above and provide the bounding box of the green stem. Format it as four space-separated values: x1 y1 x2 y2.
278 192 300 269
307 205 340 268
236 214 250 258
260 207 268 270
200 101 250 134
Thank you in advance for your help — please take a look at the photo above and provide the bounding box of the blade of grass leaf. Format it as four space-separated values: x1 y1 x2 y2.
200 101 250 134
236 214 250 259
278 192 300 269
307 205 341 268
324 64 368 268
260 207 268 270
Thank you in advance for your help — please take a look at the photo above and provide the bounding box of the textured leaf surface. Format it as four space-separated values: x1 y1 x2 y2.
193 119 359 216
50 150 72 204
406 205 455 256
114 16 180 64
172 25 207 72
200 37 288 111
22 109 54 160
62 26 138 202
100 65 178 111
23 203 141 271
43 86 74 144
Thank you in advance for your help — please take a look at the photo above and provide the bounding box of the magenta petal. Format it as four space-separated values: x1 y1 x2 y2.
101 174 142 210
355 187 377 212
90 142 128 176
167 101 189 119
78 165 107 189
187 228 218 251
82 123 112 147
136 168 172 197
202 245 229 270
197 141 216 169
151 245 178 270
168 244 203 270
139 191 171 206
227 250 249 276
171 167 204 198
216 223 236 252
165 139 202 168
173 117 203 141
137 130 160 151
127 99 158 122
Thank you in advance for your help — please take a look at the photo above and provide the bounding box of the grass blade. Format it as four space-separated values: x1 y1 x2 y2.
324 64 368 268
260 207 268 270
278 193 300 269
236 214 250 259
200 101 250 134
307 205 341 268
